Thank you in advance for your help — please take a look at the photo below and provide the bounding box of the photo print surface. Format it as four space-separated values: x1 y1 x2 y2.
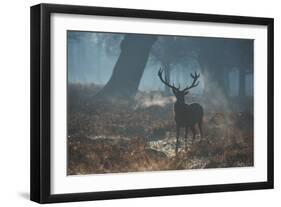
67 31 254 175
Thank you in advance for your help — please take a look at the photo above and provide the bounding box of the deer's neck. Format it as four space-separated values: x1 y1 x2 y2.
174 100 189 116
175 99 186 105
175 100 188 108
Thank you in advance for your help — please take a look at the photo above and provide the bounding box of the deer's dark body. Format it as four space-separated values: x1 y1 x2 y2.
174 102 203 127
174 101 204 154
158 68 204 155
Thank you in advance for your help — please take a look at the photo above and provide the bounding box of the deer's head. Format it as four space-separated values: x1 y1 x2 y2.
158 68 200 103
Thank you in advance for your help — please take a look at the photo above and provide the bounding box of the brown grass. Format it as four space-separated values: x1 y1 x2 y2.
67 84 253 175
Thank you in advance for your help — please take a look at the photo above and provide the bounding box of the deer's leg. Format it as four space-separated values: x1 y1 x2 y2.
175 126 180 155
191 126 196 143
198 120 203 140
184 126 188 151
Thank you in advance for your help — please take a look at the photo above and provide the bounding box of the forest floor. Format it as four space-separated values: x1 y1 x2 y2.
67 83 254 175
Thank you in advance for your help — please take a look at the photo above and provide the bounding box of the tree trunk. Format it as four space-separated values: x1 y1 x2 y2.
224 69 230 97
96 34 157 100
163 63 171 96
201 61 227 97
239 68 245 97
199 60 230 111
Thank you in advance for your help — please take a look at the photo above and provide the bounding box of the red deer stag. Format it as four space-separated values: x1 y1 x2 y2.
158 68 204 155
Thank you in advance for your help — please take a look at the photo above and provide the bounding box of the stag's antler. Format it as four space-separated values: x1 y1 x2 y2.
183 72 200 91
158 68 179 91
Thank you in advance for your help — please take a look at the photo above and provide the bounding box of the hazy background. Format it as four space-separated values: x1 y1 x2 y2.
67 31 253 97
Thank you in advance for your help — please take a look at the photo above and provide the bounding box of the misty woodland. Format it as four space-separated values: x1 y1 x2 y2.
67 31 253 175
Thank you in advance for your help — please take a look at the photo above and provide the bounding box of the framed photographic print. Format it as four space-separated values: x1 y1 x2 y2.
30 3 274 203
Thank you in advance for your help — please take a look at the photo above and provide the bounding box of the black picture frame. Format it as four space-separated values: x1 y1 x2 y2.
30 3 274 204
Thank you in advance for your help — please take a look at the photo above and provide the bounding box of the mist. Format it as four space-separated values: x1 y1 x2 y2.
67 31 253 112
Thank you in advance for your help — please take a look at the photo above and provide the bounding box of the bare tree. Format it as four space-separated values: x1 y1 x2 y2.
96 34 157 100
